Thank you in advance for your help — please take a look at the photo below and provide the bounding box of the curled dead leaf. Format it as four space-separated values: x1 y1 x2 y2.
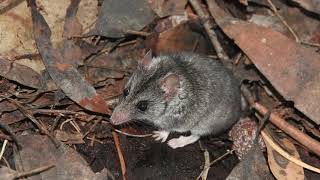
262 132 305 179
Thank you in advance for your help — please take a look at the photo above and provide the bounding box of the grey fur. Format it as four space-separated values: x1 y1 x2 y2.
111 52 241 136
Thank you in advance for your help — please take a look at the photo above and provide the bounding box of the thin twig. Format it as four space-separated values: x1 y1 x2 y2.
189 0 228 60
87 136 104 144
1 96 56 148
254 102 320 156
49 114 63 132
90 134 96 147
69 120 82 134
233 52 243 65
241 86 320 156
200 149 210 180
126 30 150 37
101 38 125 54
118 40 137 47
83 117 101 139
85 115 97 123
2 156 11 169
197 149 234 180
60 118 73 130
21 114 59 147
192 38 200 52
104 168 116 180
33 109 86 115
112 131 127 180
114 129 153 138
5 98 44 128
14 164 55 179
0 140 8 161
266 0 300 43
0 121 20 148
301 40 320 48
209 149 234 166
2 97 59 147
60 118 82 136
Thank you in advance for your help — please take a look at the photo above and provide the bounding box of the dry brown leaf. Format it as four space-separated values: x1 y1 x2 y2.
207 0 320 124
238 0 248 6
0 166 16 180
94 0 156 38
0 1 37 60
147 20 213 55
264 136 305 180
0 0 97 73
290 0 320 14
148 0 187 17
30 0 110 114
55 130 85 144
0 57 43 88
13 135 109 180
223 21 320 124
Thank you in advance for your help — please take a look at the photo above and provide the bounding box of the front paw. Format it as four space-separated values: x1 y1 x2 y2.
167 135 200 149
152 130 170 143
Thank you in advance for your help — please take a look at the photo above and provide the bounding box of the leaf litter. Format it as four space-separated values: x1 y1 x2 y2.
0 0 319 179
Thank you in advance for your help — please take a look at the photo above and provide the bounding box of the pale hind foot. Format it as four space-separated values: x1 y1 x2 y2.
167 135 200 149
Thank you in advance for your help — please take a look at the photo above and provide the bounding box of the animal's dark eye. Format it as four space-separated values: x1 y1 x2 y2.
123 88 129 97
137 101 148 112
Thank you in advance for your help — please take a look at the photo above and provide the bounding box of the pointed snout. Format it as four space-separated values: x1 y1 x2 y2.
110 110 130 125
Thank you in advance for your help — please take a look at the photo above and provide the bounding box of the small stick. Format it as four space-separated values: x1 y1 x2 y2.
233 52 243 65
83 117 101 139
69 120 82 134
33 109 86 115
112 131 127 180
60 118 73 130
196 149 234 180
99 38 125 55
49 114 63 132
192 38 200 52
60 118 82 136
14 164 55 179
240 86 320 156
118 40 137 47
207 55 218 59
266 0 300 43
86 136 104 144
114 129 152 138
301 41 320 48
86 115 98 123
90 134 95 147
3 97 60 147
0 121 20 148
126 30 150 37
104 168 116 180
189 0 228 60
209 149 234 166
201 150 210 180
254 102 320 156
2 156 11 169
0 140 8 161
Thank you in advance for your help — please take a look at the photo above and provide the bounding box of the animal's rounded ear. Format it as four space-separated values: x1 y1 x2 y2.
160 73 180 102
138 49 153 70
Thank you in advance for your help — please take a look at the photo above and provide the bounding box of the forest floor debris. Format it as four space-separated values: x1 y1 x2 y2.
0 0 319 179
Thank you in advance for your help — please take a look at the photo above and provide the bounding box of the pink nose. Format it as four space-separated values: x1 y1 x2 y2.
111 111 129 125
